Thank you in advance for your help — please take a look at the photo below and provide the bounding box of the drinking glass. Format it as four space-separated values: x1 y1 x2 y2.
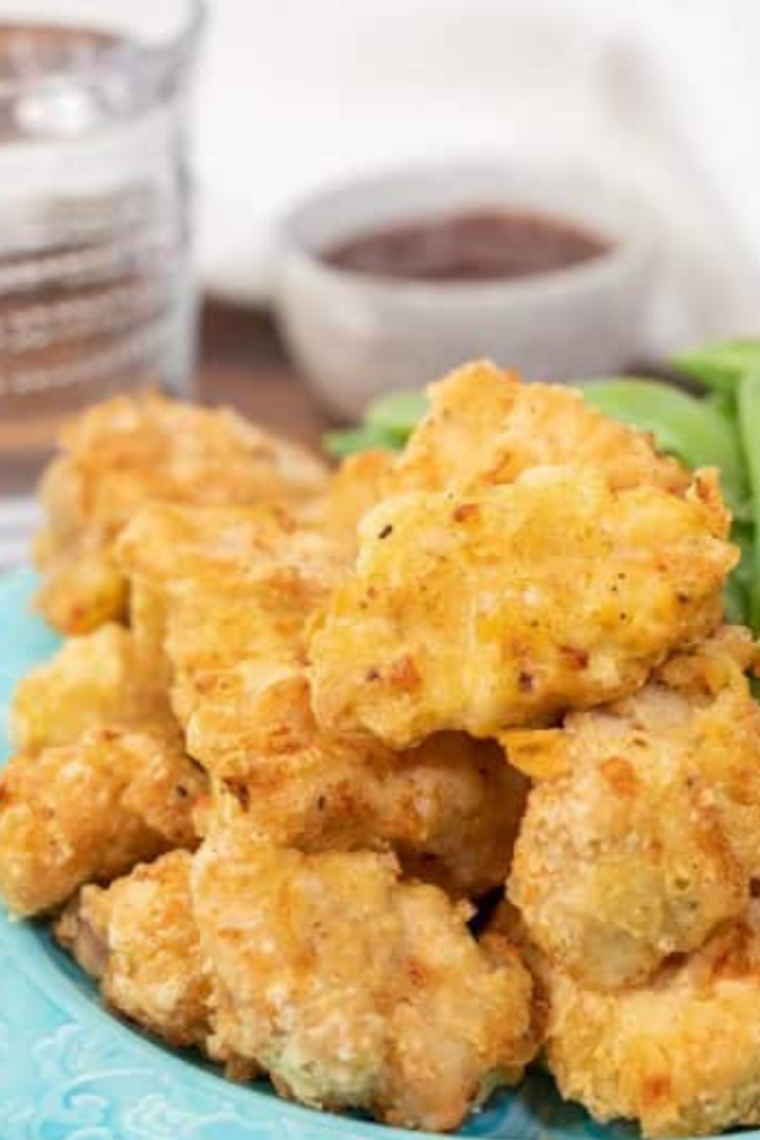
0 0 203 566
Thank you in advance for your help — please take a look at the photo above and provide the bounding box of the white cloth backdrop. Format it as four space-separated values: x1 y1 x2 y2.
195 0 760 357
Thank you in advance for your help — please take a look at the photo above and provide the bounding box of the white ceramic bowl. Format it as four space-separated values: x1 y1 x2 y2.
275 160 656 419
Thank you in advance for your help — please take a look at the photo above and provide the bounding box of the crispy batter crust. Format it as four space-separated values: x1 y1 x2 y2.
35 393 328 634
543 908 760 1138
309 468 735 746
509 630 760 989
192 820 538 1131
392 361 691 496
0 729 205 916
56 851 212 1049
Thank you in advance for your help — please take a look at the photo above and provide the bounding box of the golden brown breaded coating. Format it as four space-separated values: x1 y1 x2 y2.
309 467 736 748
0 728 206 916
35 393 329 634
116 502 342 717
193 672 527 898
377 734 528 899
33 543 128 638
56 851 212 1050
508 629 760 989
542 905 760 1138
191 821 538 1132
117 502 528 897
321 448 396 557
164 553 339 730
392 361 691 496
9 623 172 754
654 621 758 697
510 756 744 991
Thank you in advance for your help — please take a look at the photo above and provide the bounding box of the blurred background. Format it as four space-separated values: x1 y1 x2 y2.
198 0 760 347
199 0 760 429
1 0 759 562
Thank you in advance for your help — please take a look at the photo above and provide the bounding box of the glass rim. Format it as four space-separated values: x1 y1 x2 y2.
0 0 206 101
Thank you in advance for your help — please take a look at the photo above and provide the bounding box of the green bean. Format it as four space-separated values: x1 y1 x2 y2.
324 391 427 457
737 373 760 628
730 521 755 588
673 338 760 401
725 520 755 626
723 574 749 625
365 390 430 438
579 378 751 520
323 424 401 459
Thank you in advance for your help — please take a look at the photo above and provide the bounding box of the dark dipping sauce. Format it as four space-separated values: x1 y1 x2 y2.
322 208 611 283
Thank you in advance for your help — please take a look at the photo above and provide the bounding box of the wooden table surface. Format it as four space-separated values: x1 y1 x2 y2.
199 302 332 449
2 299 671 498
0 301 332 499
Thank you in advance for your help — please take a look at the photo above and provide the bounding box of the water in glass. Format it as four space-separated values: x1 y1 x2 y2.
0 1 202 563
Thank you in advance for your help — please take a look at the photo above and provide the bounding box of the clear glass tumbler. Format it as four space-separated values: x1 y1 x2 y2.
0 0 203 566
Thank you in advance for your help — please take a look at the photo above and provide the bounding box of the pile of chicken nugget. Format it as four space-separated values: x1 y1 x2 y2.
2 361 760 1137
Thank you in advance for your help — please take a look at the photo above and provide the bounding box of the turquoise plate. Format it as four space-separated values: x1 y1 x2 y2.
0 568 632 1140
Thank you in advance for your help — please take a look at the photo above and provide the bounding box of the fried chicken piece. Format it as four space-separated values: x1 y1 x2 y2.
542 906 760 1137
0 728 206 916
309 467 736 747
193 671 527 898
191 821 538 1131
510 758 743 991
116 502 342 717
9 623 172 754
392 360 691 496
118 503 526 897
1 614 205 919
33 541 128 637
35 393 328 634
508 629 760 989
55 851 213 1051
